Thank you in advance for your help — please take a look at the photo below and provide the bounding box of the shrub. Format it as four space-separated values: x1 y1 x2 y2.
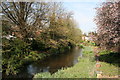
31 39 46 51
2 38 31 75
78 44 84 48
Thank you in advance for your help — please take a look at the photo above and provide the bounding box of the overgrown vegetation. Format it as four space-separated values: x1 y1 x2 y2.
1 2 82 75
2 1 119 78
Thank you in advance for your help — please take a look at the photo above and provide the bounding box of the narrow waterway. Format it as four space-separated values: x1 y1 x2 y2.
4 47 82 78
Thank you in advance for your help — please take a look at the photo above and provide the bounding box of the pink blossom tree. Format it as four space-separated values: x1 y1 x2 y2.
95 1 120 52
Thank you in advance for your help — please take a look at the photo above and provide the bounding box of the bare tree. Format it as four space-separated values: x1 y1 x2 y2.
1 2 33 39
1 2 52 40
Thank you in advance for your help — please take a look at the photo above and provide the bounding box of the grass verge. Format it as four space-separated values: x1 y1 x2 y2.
99 62 118 76
33 46 96 78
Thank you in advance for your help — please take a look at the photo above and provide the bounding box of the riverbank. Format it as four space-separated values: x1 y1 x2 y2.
33 46 119 78
2 42 73 77
34 58 96 78
33 46 96 78
95 50 119 78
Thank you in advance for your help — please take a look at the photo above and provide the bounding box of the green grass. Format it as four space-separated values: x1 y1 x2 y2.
83 46 93 51
82 46 94 60
98 50 119 76
34 58 96 78
33 46 96 78
99 62 118 76
33 46 120 78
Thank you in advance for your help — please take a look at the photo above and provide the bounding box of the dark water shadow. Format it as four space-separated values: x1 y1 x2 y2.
2 47 82 78
98 52 120 67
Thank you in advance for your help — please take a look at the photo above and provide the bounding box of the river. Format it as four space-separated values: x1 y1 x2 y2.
3 47 82 78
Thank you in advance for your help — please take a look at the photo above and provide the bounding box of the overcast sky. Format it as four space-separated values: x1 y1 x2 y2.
63 1 102 34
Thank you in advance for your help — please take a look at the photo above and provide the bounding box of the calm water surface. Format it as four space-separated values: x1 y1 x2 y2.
4 47 82 78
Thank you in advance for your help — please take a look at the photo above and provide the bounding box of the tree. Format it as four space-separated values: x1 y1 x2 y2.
95 1 120 52
1 2 33 38
1 2 52 40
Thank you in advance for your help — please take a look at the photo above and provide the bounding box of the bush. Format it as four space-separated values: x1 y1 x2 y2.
78 44 84 48
3 38 31 57
2 38 31 75
31 39 46 51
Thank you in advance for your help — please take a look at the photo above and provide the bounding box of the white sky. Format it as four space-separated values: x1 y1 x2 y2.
63 2 102 34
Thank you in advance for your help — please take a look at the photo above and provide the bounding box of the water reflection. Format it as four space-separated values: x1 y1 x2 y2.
26 47 82 77
4 47 82 78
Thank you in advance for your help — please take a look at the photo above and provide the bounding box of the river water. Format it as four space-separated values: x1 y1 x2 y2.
3 47 82 78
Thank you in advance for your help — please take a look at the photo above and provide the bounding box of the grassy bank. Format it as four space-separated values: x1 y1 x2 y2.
2 38 73 75
33 45 119 78
99 62 118 76
34 58 96 78
33 46 96 78
98 51 119 77
99 51 120 67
